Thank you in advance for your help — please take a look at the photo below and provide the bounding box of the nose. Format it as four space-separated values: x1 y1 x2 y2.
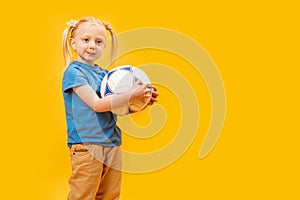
89 41 96 49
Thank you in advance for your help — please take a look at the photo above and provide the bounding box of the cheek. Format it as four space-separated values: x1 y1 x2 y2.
97 46 105 54
76 44 85 52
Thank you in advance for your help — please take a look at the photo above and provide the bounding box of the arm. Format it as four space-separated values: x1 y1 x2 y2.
73 83 151 113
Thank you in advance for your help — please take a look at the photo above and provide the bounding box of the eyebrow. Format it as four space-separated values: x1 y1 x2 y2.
96 37 105 40
80 34 105 40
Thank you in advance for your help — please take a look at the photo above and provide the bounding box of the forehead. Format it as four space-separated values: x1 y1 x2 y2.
75 22 107 38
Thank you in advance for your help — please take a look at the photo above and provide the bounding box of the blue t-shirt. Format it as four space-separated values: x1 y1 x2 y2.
62 61 121 147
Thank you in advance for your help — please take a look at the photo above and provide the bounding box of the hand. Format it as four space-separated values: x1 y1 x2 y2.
147 85 159 106
129 81 152 105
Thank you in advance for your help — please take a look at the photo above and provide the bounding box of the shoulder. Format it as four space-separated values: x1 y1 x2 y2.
62 62 91 92
63 62 88 80
64 62 81 74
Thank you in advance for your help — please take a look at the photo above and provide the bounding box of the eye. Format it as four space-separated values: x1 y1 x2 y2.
83 38 89 42
97 40 104 44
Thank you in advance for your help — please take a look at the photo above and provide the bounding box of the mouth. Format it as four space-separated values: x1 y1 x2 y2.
86 51 96 56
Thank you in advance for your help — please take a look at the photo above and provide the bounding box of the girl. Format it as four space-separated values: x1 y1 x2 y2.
62 16 158 200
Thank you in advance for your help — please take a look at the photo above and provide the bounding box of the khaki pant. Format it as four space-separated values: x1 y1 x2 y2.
68 144 122 200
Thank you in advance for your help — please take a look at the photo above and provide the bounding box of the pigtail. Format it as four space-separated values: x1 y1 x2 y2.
104 22 118 67
109 30 118 67
62 26 74 67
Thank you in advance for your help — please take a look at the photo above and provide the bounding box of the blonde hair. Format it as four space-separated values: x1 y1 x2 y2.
62 16 118 67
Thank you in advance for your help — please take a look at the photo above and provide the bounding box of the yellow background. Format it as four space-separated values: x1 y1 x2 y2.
1 0 299 199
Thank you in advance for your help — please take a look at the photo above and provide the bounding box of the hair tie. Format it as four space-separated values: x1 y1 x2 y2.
103 21 113 31
66 20 78 28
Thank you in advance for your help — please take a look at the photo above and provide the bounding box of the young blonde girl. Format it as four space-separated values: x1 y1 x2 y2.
62 16 158 200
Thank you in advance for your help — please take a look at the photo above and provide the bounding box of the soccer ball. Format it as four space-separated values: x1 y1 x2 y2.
100 65 152 115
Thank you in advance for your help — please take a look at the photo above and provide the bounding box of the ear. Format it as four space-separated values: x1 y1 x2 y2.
70 37 76 50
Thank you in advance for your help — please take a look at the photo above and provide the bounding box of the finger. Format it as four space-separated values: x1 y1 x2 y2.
151 92 159 98
144 93 152 98
151 85 157 91
148 101 154 106
144 88 152 94
150 96 158 102
147 97 158 106
151 91 159 97
141 83 150 89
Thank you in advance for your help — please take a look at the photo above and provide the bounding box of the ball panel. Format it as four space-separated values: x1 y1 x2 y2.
132 67 151 84
108 70 134 94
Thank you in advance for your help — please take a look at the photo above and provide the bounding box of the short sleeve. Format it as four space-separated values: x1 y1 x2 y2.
62 66 89 93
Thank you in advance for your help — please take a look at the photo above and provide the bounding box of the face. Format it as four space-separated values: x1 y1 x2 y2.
71 23 107 66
